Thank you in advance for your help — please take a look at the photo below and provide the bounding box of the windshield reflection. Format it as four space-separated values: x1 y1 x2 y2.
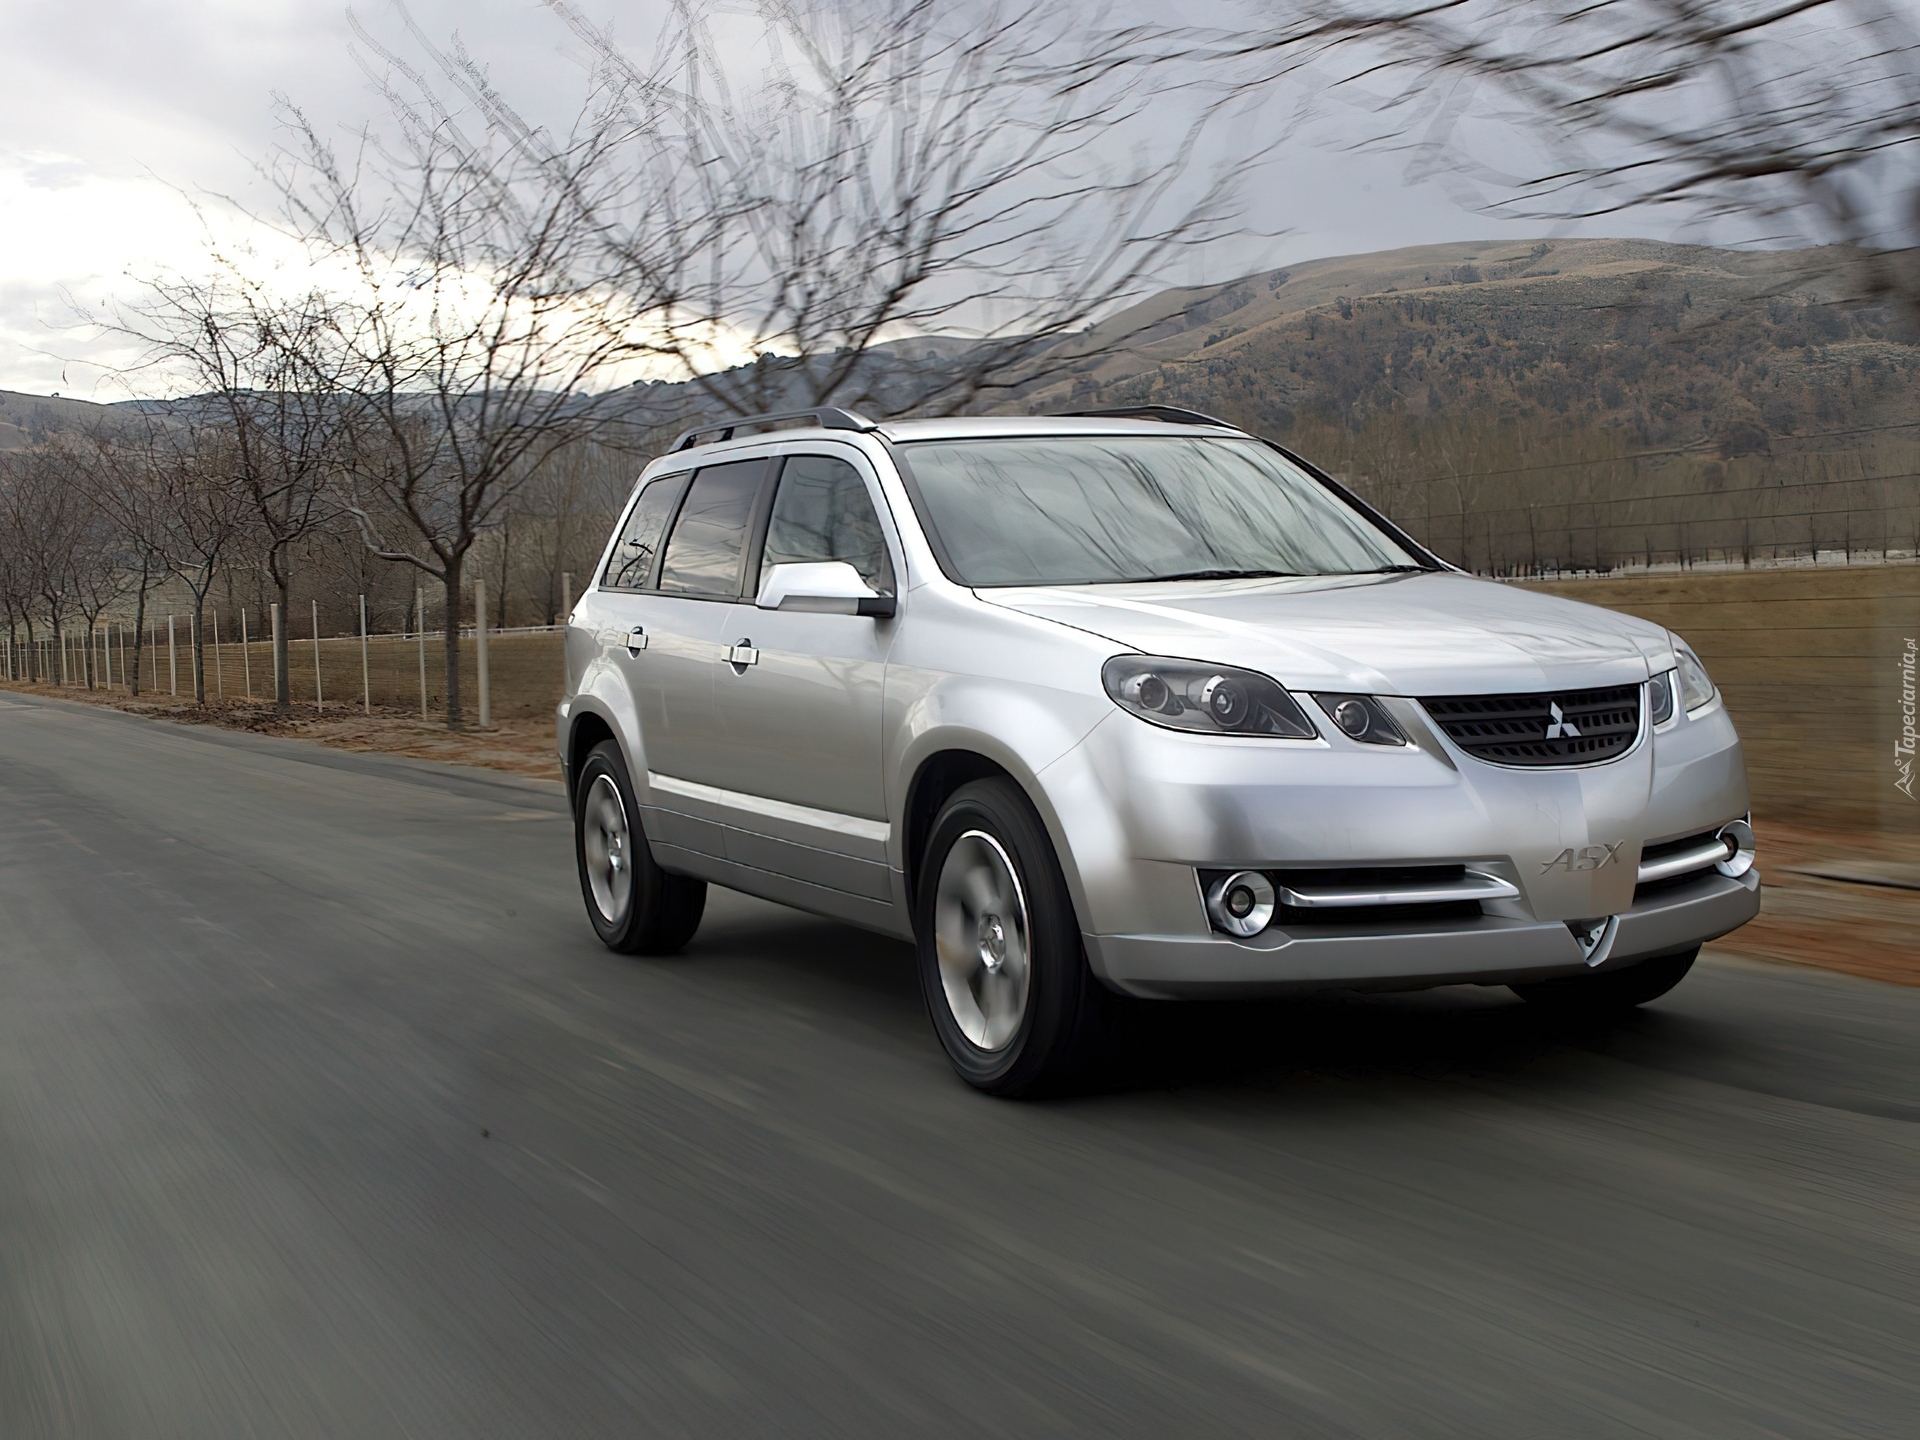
899 436 1421 586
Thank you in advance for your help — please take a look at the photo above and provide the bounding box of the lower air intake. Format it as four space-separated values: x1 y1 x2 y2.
1421 684 1641 767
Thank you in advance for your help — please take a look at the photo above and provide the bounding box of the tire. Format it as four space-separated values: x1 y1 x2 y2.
915 777 1108 1097
1510 946 1697 1013
574 739 705 955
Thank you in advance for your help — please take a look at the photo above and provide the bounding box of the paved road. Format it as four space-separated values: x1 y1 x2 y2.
0 690 1914 1439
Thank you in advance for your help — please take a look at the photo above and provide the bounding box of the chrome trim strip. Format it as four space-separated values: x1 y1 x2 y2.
647 772 891 844
1637 836 1733 884
1272 868 1521 909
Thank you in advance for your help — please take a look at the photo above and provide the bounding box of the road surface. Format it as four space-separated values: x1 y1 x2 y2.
0 690 1913 1438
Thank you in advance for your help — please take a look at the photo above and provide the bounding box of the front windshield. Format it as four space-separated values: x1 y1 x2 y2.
897 435 1422 586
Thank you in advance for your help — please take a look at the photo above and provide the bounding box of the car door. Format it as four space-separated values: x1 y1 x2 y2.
598 457 770 860
714 451 897 901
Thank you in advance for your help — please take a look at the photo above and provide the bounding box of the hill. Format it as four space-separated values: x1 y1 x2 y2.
0 389 125 451
1034 239 1920 573
7 239 1914 573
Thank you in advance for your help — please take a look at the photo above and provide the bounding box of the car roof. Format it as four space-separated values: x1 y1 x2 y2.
647 414 1252 472
873 415 1246 443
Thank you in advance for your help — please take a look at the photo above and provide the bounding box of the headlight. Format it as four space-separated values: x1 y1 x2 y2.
1102 656 1318 738
1648 670 1675 726
1312 693 1406 745
1673 637 1716 711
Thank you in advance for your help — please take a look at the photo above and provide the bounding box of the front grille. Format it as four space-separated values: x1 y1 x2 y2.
1421 684 1641 767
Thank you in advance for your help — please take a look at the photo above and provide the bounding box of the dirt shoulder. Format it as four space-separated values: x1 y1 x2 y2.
7 680 1914 986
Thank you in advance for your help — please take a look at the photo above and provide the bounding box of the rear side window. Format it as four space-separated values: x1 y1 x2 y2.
603 474 689 589
657 459 767 597
759 456 893 594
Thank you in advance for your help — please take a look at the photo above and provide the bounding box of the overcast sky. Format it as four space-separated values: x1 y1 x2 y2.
0 0 1691 400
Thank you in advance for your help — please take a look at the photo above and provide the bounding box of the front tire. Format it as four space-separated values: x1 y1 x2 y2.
1510 946 1697 1013
575 740 705 955
916 778 1106 1096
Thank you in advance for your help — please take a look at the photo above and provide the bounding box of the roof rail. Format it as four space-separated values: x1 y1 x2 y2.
670 406 878 452
1054 405 1241 429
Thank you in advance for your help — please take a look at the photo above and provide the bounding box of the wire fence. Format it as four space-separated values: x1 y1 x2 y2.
8 570 1917 831
3 607 567 724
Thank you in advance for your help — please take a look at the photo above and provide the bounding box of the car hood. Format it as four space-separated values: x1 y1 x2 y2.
977 571 1671 695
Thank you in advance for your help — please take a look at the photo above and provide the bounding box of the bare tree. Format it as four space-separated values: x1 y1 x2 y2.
509 438 631 625
542 0 1252 418
0 443 91 682
87 420 252 704
0 451 58 681
44 440 139 689
260 78 653 728
1130 1 1920 309
113 278 352 710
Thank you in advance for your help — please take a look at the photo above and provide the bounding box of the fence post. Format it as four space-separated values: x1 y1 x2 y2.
168 616 177 697
270 604 284 710
59 628 68 686
359 594 370 715
416 586 428 719
561 571 572 624
311 600 323 711
211 611 223 698
474 578 491 728
240 609 251 700
117 625 126 692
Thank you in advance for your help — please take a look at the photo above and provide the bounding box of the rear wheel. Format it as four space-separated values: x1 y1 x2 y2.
1510 946 1697 1013
916 778 1107 1096
575 739 705 955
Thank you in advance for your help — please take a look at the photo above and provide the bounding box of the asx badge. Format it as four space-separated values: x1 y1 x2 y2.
1541 842 1624 874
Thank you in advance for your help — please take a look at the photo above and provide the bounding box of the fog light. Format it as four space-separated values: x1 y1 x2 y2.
1205 870 1275 937
1716 816 1756 877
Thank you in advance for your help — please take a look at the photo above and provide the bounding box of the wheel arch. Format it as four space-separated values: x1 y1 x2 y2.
566 707 618 805
899 739 1103 940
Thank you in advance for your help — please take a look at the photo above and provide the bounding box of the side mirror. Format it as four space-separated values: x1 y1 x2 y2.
755 561 896 618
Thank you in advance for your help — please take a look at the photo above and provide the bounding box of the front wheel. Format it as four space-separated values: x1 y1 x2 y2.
1510 946 1698 1013
574 739 705 955
916 778 1107 1096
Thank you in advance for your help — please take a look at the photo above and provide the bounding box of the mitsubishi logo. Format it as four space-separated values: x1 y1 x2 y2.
1544 700 1581 739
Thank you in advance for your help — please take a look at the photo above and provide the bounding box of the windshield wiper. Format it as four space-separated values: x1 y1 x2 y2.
1351 564 1430 573
1139 568 1304 582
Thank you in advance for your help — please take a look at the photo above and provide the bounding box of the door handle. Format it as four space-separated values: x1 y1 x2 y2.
725 639 759 668
626 626 648 656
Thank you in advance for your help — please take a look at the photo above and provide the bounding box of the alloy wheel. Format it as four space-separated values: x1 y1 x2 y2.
932 829 1032 1051
582 774 632 923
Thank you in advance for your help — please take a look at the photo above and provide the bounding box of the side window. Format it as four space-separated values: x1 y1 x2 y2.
657 459 767 597
758 455 893 594
602 474 689 590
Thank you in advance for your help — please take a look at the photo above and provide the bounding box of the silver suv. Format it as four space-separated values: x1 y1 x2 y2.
560 407 1758 1094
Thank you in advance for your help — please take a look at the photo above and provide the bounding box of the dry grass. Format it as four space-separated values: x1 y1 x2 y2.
8 678 1914 987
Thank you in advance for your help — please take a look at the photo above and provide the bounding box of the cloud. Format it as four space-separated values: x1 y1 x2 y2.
0 0 1693 397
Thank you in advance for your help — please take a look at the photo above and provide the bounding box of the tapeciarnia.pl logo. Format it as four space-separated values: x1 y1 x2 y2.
1897 637 1917 801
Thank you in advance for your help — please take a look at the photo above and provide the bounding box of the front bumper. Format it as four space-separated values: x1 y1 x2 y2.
1085 868 1760 999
